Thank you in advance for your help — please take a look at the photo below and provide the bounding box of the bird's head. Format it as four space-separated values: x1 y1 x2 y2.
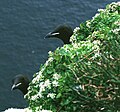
11 74 30 95
45 24 73 44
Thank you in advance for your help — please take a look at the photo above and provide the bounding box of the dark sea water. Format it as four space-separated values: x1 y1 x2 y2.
0 0 119 111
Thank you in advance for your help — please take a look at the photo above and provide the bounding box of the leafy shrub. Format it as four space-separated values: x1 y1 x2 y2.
25 2 120 112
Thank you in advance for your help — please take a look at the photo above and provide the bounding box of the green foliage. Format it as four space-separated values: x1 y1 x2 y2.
25 2 120 112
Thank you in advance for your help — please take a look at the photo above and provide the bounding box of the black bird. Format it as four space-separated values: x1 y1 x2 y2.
11 74 30 95
45 24 73 44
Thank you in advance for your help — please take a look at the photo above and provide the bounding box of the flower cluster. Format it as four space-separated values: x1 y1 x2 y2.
112 28 120 34
86 20 91 28
31 73 61 102
32 71 44 83
53 73 61 80
47 93 56 99
70 27 80 43
45 57 54 67
107 2 120 13
92 13 100 20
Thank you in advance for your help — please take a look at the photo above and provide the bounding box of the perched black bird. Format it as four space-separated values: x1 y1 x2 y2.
45 24 73 44
11 74 30 95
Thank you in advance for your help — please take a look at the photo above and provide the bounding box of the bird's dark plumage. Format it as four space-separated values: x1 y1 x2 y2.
11 74 30 95
45 24 73 44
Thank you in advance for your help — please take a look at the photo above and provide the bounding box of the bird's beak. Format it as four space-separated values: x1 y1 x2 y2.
11 83 22 91
44 32 60 39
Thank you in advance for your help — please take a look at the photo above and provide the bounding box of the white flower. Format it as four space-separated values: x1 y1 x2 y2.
86 21 91 28
32 72 44 83
52 80 59 87
73 27 80 33
109 2 118 12
70 35 76 43
92 51 101 60
91 31 99 37
39 82 46 92
38 91 43 98
92 13 100 20
48 51 53 55
38 80 51 96
117 2 120 6
110 55 114 60
44 79 51 88
94 51 100 57
73 43 79 49
112 28 120 34
47 93 56 99
70 27 80 42
53 73 61 80
114 21 120 26
93 40 101 45
31 94 38 101
45 57 54 66
98 8 105 12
